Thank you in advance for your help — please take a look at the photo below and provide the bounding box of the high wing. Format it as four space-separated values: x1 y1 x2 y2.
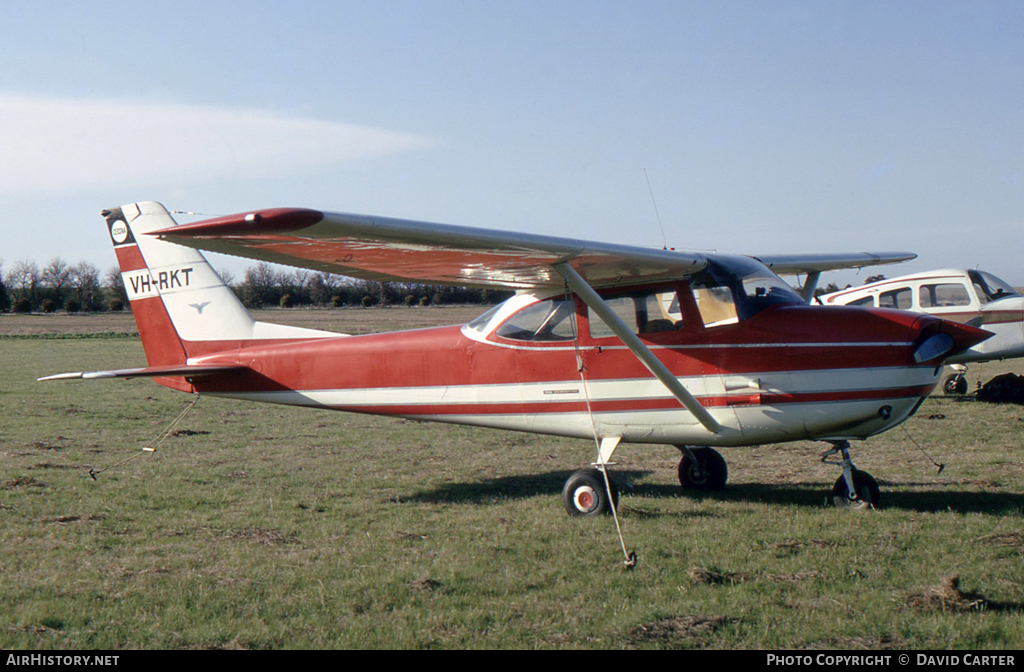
154 208 914 294
753 252 918 302
152 208 708 290
755 252 917 276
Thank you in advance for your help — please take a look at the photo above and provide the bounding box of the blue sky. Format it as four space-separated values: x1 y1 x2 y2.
2 1 1022 286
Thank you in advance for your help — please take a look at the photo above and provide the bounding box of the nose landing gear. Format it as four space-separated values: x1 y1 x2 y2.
943 373 969 395
821 440 880 510
943 363 969 395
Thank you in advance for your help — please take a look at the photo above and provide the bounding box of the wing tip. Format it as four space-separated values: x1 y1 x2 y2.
150 208 324 239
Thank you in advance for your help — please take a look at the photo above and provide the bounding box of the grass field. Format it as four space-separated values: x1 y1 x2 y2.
2 307 1024 649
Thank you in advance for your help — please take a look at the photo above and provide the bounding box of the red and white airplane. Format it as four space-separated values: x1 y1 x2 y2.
41 202 990 513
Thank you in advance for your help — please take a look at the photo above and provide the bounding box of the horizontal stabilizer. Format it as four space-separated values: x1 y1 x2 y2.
38 363 247 382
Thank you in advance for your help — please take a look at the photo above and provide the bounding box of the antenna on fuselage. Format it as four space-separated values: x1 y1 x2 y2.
644 168 669 251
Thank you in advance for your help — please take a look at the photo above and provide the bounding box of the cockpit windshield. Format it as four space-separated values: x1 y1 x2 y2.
689 256 802 327
969 270 1019 304
494 297 575 341
465 303 504 334
464 294 576 342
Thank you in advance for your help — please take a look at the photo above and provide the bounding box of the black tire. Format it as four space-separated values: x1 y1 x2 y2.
562 468 619 517
831 469 880 511
943 374 968 396
677 447 728 491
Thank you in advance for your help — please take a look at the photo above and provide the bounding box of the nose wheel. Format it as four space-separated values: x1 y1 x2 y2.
821 441 879 510
943 372 968 395
943 363 970 395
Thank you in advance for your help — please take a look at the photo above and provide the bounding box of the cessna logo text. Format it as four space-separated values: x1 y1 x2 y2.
110 222 129 244
124 268 194 299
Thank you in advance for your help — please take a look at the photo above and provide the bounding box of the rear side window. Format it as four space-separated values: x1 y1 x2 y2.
589 290 684 339
879 287 912 309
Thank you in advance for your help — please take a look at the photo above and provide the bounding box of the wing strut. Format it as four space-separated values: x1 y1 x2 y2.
798 271 821 303
552 262 723 434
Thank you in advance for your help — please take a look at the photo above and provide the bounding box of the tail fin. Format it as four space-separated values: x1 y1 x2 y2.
105 202 333 390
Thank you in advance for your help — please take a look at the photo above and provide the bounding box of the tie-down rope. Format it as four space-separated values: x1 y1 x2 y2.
564 284 637 570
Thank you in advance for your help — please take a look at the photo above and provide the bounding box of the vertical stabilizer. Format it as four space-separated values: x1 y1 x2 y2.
107 202 260 351
105 202 334 391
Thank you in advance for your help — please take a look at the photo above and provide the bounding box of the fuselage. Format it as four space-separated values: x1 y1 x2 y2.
183 275 985 448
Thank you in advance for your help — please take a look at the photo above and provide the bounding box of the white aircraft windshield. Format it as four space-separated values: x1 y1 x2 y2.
968 270 1019 304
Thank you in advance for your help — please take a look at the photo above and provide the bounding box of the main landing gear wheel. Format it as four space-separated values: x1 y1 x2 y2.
943 373 968 396
677 446 728 491
831 469 880 511
562 468 619 517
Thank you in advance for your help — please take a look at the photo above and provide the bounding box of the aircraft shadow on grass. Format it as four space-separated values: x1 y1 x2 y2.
405 470 1024 516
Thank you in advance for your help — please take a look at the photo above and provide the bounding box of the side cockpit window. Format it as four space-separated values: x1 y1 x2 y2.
475 255 803 344
495 298 576 342
465 304 503 335
919 283 971 308
691 282 739 328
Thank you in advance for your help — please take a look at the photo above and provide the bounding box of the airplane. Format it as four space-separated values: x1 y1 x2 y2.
39 202 991 517
817 269 1023 395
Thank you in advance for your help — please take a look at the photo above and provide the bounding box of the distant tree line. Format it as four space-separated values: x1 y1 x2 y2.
236 262 511 309
0 258 512 314
0 258 117 314
812 274 885 298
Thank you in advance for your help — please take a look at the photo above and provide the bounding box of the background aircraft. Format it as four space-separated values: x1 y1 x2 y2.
41 202 989 515
818 269 1022 394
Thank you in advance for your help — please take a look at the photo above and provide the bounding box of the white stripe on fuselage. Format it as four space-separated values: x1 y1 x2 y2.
207 365 937 409
400 395 926 445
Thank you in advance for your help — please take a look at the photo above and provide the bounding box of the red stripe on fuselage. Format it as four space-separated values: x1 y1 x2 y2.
190 327 919 395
